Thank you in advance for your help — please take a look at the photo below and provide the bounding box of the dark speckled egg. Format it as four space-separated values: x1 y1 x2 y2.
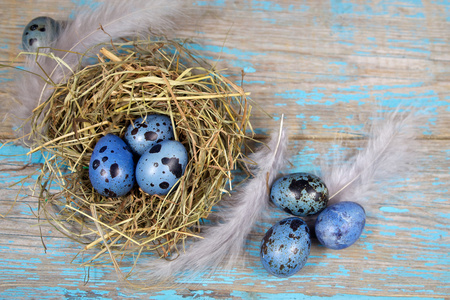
124 115 174 156
136 140 188 195
22 16 60 51
260 217 311 277
315 201 366 250
270 173 329 217
89 134 135 197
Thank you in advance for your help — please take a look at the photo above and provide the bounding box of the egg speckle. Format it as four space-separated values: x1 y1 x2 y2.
22 16 60 51
260 217 311 278
124 115 174 156
270 173 328 217
315 201 366 250
136 140 188 195
89 134 135 197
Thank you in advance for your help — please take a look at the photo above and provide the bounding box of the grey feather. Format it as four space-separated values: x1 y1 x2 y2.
10 0 181 143
318 109 427 210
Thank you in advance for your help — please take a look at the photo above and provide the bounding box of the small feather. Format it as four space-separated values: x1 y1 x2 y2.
318 108 427 210
10 0 182 143
137 119 289 285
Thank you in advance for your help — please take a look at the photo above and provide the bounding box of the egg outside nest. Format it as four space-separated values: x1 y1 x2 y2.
27 39 253 273
260 217 311 277
21 16 61 51
315 201 366 250
270 172 329 217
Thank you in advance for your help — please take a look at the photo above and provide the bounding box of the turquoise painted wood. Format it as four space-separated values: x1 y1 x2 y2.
0 0 449 299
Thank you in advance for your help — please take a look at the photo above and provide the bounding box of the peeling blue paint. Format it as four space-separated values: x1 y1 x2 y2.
250 0 284 12
380 231 396 236
0 143 45 164
380 207 410 213
69 0 101 19
195 0 226 7
187 43 267 73
71 0 99 6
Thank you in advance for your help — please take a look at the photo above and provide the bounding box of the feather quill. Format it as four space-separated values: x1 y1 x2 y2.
137 119 289 285
318 109 427 210
10 0 182 143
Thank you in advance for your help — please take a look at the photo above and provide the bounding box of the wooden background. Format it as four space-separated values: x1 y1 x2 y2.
0 0 449 299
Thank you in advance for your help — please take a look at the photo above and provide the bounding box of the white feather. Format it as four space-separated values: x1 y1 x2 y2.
137 119 289 285
318 109 427 210
10 0 182 143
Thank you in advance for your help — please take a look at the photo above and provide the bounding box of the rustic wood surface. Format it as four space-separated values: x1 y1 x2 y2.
0 0 449 299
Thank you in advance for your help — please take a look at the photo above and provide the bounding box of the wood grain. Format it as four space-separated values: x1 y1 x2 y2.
1 0 449 299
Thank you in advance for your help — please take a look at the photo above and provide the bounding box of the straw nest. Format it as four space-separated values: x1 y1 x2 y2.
29 39 252 269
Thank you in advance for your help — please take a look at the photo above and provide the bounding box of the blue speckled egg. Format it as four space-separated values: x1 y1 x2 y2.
22 16 60 51
124 115 174 156
89 134 135 197
315 201 366 250
136 140 188 195
260 217 311 278
270 173 328 217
